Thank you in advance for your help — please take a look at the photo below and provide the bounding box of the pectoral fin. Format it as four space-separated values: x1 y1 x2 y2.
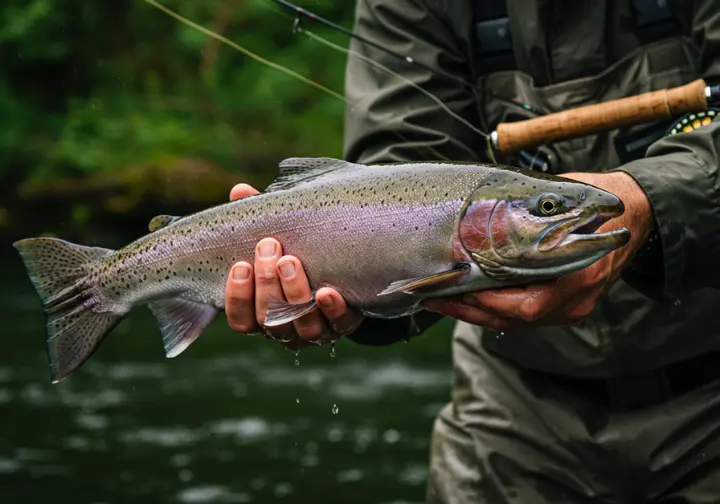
378 263 471 296
148 298 218 358
264 295 318 327
471 253 523 282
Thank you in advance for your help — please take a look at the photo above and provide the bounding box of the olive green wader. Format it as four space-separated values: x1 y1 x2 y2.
342 1 720 502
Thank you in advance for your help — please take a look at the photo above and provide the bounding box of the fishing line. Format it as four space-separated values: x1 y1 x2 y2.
141 0 507 161
271 0 479 91
300 27 494 162
265 0 492 141
258 0 458 162
268 0 547 116
141 0 346 103
302 28 491 141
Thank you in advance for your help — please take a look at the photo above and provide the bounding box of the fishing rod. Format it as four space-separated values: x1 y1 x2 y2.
272 0 720 157
491 79 720 154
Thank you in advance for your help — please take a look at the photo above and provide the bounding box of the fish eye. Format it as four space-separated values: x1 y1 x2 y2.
538 194 561 215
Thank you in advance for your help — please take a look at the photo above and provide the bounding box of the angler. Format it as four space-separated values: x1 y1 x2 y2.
225 0 720 503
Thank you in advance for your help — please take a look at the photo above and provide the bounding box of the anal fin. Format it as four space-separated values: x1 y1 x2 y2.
263 295 318 327
148 298 218 358
378 263 471 297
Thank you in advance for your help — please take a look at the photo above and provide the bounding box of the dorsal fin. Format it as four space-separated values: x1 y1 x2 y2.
265 157 360 192
148 215 181 233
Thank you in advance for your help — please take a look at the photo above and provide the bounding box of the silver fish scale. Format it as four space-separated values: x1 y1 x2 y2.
96 163 493 314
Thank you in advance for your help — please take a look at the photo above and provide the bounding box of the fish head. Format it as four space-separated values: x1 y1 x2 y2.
458 168 631 283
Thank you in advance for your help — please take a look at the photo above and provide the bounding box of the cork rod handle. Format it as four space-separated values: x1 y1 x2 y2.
494 79 708 154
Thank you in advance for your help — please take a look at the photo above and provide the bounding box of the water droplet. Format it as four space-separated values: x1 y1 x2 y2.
405 56 414 63
295 398 300 404
330 343 336 358
294 350 300 366
332 403 339 415
674 299 682 307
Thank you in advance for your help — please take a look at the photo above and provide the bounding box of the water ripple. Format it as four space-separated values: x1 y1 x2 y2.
120 426 198 447
209 417 287 443
177 485 252 503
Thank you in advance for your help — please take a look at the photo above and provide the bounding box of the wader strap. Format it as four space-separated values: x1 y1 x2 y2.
474 1 515 73
631 0 683 46
474 0 684 75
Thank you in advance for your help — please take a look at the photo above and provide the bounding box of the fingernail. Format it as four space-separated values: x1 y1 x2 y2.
233 264 250 281
258 239 277 258
318 296 333 309
279 260 295 279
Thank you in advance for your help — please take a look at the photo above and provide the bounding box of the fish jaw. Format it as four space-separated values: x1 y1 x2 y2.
540 211 630 254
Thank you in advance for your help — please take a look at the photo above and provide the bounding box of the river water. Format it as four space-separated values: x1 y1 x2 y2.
0 249 455 504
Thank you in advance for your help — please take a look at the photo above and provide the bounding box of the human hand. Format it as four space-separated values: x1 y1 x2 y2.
223 183 364 350
423 171 654 332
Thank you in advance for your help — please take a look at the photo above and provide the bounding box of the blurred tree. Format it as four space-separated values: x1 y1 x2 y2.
0 0 354 191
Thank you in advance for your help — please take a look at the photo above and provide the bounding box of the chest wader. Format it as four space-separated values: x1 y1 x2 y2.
426 3 720 503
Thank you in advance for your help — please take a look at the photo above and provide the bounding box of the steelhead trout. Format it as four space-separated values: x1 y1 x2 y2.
14 157 630 382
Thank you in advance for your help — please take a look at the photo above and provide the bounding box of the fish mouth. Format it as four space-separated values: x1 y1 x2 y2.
538 208 630 252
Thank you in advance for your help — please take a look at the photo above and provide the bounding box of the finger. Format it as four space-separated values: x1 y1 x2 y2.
530 290 600 327
230 183 260 201
254 238 289 327
316 287 364 335
464 279 570 323
225 262 259 334
277 256 327 341
423 300 520 332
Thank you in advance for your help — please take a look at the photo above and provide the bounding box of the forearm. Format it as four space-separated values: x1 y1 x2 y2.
613 122 720 300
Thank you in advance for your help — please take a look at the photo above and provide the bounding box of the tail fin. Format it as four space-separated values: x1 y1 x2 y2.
13 237 120 383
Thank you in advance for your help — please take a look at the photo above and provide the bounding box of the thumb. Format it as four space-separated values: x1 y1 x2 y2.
230 183 260 201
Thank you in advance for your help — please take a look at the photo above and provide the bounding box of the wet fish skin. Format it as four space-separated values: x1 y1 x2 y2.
13 157 630 383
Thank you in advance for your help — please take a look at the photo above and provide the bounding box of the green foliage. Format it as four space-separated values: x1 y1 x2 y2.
0 0 354 184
